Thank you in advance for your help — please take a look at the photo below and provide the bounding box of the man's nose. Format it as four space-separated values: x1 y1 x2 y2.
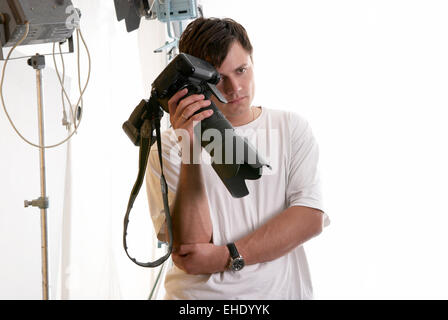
224 77 242 95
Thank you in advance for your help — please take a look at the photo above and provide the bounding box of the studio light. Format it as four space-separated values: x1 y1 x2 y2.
113 0 198 33
0 0 79 59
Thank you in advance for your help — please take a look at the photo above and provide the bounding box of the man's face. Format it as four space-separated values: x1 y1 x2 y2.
212 41 255 125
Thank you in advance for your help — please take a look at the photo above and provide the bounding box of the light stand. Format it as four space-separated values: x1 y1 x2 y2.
23 54 50 300
0 0 82 300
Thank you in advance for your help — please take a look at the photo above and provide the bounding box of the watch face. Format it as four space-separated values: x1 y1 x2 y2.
231 257 245 271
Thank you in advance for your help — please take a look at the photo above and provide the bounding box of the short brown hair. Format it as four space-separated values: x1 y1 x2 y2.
179 17 253 68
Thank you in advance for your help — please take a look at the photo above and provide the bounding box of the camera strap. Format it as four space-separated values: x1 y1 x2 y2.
123 112 173 268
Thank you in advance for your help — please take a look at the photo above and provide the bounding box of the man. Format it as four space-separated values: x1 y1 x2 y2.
146 17 330 299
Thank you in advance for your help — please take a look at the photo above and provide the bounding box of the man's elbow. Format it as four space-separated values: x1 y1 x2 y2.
157 232 167 243
292 206 325 239
156 224 169 242
311 210 324 237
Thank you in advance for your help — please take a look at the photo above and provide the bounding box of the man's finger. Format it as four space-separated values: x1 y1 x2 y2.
168 88 188 115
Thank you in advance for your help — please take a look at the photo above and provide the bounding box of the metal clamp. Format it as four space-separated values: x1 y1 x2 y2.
24 197 49 209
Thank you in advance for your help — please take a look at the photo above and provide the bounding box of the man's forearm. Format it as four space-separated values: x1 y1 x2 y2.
171 205 325 275
235 206 324 265
171 162 212 247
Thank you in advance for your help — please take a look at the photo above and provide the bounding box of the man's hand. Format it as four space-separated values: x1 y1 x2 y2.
172 243 229 275
168 88 213 145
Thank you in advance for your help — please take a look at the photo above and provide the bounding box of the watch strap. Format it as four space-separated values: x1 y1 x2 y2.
226 243 239 259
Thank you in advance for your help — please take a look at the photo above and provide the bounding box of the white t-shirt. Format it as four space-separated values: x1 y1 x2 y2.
145 106 330 300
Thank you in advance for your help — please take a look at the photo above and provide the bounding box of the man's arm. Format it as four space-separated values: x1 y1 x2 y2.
152 161 213 246
171 162 212 246
172 205 324 275
236 205 323 265
164 89 214 247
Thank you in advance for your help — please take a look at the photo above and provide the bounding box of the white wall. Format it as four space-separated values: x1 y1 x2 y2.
202 0 448 299
0 0 168 299
57 0 169 299
1 0 448 300
0 48 68 299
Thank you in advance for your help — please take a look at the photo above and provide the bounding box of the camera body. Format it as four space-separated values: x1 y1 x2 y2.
153 53 223 104
152 53 230 131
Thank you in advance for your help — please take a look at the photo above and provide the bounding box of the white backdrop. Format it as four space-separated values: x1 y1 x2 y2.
0 49 69 299
202 0 448 299
1 0 448 299
0 0 168 299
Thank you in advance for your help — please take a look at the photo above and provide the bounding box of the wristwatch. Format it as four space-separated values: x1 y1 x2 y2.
226 243 245 271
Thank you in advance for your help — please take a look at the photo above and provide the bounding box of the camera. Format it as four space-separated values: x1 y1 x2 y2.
123 53 270 198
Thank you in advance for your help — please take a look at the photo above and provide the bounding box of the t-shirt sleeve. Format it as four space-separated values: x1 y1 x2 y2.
286 113 330 227
145 130 181 238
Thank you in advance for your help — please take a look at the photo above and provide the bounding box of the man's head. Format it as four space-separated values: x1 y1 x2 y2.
179 17 256 126
179 17 253 68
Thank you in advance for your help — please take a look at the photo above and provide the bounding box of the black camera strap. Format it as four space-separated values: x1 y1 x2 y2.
123 106 173 268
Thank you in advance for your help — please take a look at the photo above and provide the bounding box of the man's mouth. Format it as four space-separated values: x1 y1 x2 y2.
228 96 246 104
